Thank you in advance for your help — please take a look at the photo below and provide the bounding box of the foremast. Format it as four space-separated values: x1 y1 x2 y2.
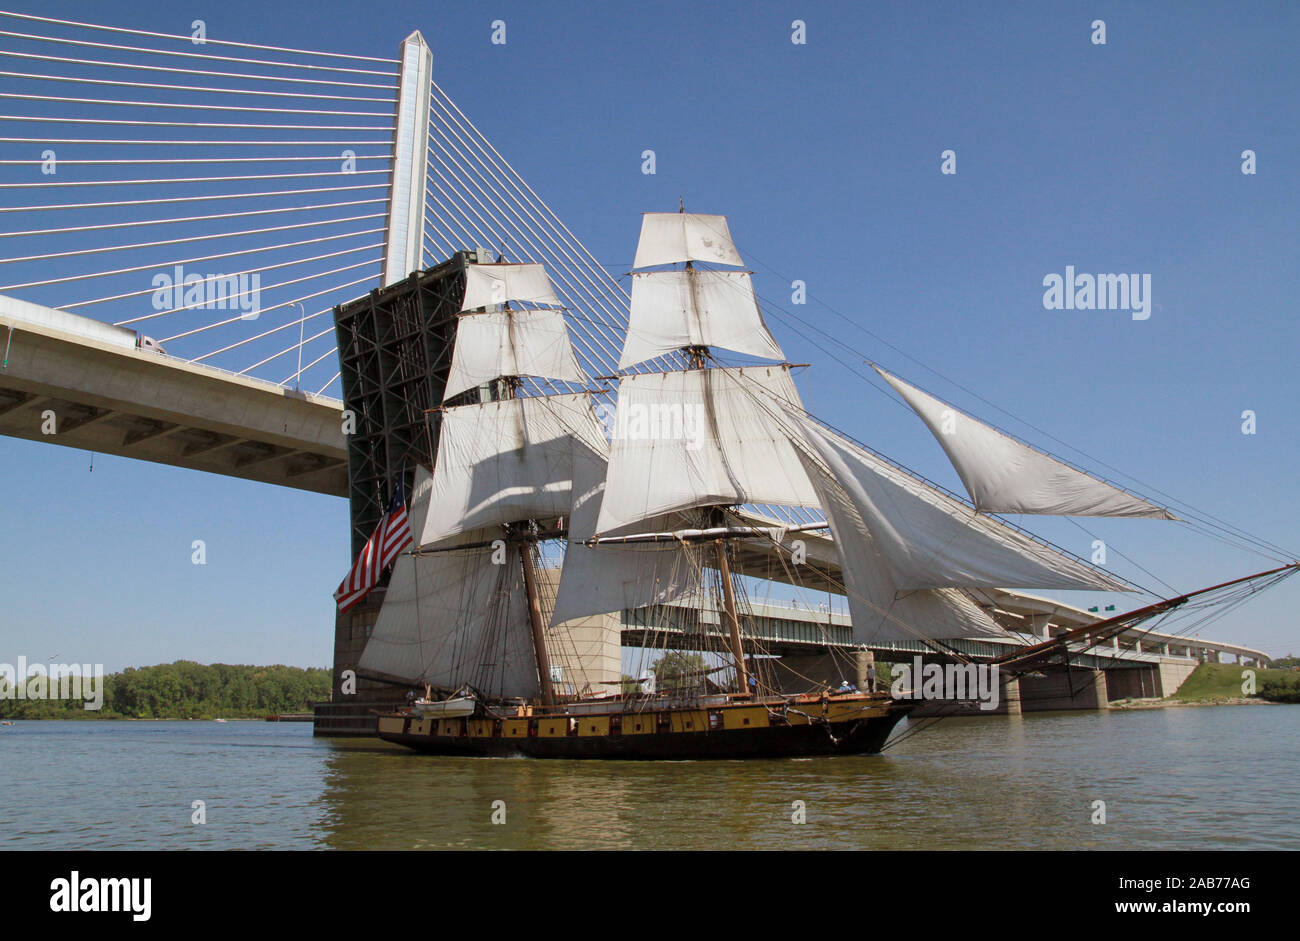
362 257 604 704
456 262 590 705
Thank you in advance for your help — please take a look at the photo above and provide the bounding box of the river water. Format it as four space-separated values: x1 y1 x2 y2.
2 705 1295 851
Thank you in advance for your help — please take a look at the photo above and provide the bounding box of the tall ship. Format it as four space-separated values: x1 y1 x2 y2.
361 209 1296 759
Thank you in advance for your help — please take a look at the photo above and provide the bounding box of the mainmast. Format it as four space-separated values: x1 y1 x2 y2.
713 530 750 695
518 519 557 705
612 204 797 695
504 370 556 707
678 204 748 694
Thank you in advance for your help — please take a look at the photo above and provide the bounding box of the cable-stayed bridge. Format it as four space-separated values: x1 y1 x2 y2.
0 11 1276 703
0 12 644 494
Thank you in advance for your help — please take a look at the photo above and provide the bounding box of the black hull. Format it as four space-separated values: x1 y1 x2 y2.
378 709 911 760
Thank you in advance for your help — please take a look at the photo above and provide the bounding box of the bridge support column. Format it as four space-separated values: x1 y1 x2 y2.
855 648 874 691
1018 668 1109 711
1000 674 1022 715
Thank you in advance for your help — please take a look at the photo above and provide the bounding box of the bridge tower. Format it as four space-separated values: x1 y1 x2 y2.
318 33 461 732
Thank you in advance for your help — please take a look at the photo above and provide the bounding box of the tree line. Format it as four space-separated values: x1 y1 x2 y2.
0 660 331 719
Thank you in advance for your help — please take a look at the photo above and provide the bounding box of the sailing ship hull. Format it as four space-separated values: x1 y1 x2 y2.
376 696 914 760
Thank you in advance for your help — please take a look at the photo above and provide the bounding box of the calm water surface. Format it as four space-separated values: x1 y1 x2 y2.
2 706 1296 850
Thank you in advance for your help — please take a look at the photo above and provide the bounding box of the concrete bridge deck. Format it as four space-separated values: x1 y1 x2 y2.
1 296 348 496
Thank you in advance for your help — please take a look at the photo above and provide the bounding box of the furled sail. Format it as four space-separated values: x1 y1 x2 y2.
632 212 744 269
792 414 1130 593
594 365 822 536
619 269 784 369
358 532 541 699
794 449 1012 641
420 393 609 547
445 307 589 400
461 262 560 311
874 366 1176 519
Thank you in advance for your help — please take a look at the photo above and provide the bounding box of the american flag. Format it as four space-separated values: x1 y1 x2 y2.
333 475 413 613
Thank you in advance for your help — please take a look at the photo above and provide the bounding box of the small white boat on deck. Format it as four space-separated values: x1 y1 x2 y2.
412 696 476 719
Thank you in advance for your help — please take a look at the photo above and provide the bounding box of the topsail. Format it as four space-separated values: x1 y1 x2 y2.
594 365 822 536
420 393 609 548
447 262 588 400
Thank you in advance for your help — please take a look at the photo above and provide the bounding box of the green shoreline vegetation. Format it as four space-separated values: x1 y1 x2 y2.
1112 661 1300 707
0 660 330 720
3 660 1296 720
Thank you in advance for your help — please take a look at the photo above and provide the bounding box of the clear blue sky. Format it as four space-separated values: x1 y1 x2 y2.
2 0 1298 671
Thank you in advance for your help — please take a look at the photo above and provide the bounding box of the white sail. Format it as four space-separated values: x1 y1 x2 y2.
619 269 785 369
594 365 822 536
358 532 541 699
793 414 1129 593
420 393 609 547
632 212 745 269
444 307 589 400
550 541 701 629
404 463 435 538
550 445 698 627
795 449 1012 641
875 366 1176 519
461 262 560 311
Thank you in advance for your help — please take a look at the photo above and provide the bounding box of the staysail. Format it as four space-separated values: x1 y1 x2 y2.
791 413 1130 593
792 448 1013 642
874 365 1176 519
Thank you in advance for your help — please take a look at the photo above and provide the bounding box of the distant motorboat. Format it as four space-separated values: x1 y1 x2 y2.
213 718 227 723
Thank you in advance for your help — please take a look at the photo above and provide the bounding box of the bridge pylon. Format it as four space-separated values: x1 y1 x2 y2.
382 31 434 287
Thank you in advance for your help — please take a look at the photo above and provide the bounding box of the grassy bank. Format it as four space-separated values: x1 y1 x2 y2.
1168 662 1298 704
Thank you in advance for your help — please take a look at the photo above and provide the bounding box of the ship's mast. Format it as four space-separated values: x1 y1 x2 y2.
687 345 750 696
520 526 557 706
713 534 750 696
504 368 558 706
678 201 750 696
